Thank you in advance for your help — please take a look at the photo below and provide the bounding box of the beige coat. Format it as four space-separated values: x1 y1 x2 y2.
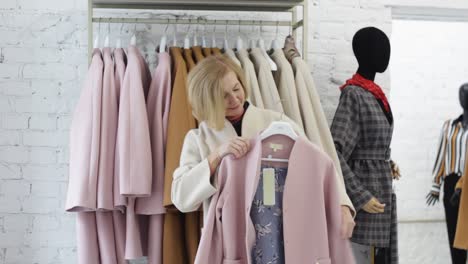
249 48 284 113
236 49 264 108
291 56 354 215
271 48 303 128
171 104 354 220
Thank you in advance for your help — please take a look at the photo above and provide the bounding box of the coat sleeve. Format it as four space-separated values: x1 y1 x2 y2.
194 159 227 264
324 160 356 264
431 120 449 195
171 130 217 212
331 88 373 211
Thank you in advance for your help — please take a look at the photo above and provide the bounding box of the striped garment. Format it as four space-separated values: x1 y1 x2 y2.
431 116 468 195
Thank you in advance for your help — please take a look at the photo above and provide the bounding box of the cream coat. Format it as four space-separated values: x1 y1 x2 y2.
236 49 264 108
249 48 284 113
291 56 355 215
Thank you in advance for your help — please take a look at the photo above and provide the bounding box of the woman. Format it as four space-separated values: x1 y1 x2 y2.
171 55 355 238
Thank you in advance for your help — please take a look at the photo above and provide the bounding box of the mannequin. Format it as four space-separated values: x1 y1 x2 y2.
331 27 398 264
427 83 468 264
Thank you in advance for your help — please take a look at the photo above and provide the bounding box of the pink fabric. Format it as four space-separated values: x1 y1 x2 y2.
116 45 152 197
112 210 128 264
66 49 103 211
76 212 100 263
97 47 118 210
96 211 118 264
195 135 355 264
113 48 128 210
135 51 171 215
125 198 147 259
147 215 164 264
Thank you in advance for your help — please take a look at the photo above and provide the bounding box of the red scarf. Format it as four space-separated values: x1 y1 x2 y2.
340 73 391 112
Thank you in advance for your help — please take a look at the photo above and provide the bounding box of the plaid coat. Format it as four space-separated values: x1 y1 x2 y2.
331 85 398 263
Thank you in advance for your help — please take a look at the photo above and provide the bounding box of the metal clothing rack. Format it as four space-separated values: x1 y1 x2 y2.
88 0 308 62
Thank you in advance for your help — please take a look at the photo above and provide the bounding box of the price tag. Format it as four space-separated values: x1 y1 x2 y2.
263 168 275 206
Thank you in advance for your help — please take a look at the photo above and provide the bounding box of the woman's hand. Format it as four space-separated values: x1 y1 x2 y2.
217 137 251 159
340 206 355 239
207 137 251 175
363 197 386 213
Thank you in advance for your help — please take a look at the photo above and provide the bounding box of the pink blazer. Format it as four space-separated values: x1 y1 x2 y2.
113 48 127 210
96 47 119 210
66 48 103 212
195 134 355 264
115 45 152 197
136 51 172 215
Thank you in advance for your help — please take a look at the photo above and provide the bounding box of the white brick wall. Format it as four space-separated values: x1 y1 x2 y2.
0 0 467 263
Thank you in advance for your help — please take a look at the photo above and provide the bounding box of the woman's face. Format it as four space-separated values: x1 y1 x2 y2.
222 71 245 118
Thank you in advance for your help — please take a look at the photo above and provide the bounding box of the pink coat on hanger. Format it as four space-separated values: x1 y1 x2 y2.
134 51 172 264
195 134 355 264
66 48 103 212
116 45 152 197
113 47 128 211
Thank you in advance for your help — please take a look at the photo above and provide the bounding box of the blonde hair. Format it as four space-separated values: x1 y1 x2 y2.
187 54 249 130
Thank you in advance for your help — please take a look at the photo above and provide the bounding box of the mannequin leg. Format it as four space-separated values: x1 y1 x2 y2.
351 242 372 264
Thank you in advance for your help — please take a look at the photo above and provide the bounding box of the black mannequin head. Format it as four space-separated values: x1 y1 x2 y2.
459 83 468 111
352 27 391 81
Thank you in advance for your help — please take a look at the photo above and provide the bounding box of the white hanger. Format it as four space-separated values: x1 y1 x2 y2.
260 121 298 141
93 19 101 49
260 120 297 163
201 20 207 48
104 21 110 48
159 21 169 53
235 20 243 51
130 20 137 46
257 22 277 71
211 20 217 48
172 19 178 47
116 23 123 48
223 22 229 50
183 21 191 49
193 19 199 46
270 21 281 51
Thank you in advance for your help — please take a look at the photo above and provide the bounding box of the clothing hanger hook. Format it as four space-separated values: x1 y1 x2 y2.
164 19 169 33
107 18 111 35
238 19 241 33
213 19 216 33
276 20 279 37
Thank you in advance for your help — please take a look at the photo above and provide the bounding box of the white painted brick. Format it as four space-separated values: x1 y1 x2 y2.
56 147 69 164
28 114 57 130
22 165 67 180
23 131 68 147
3 47 61 63
0 80 31 96
22 63 75 80
0 231 26 248
30 181 60 198
0 163 22 180
31 80 61 97
25 229 75 248
57 247 77 264
0 196 22 213
0 146 28 163
5 247 59 264
0 98 14 113
0 0 17 9
15 96 58 113
1 180 30 197
0 63 19 79
3 214 31 233
22 196 60 214
28 148 57 164
57 115 71 130
17 0 76 11
2 114 29 130
0 130 21 145
32 215 60 231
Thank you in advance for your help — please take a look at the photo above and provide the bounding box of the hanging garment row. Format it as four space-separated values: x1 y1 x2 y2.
65 27 354 263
